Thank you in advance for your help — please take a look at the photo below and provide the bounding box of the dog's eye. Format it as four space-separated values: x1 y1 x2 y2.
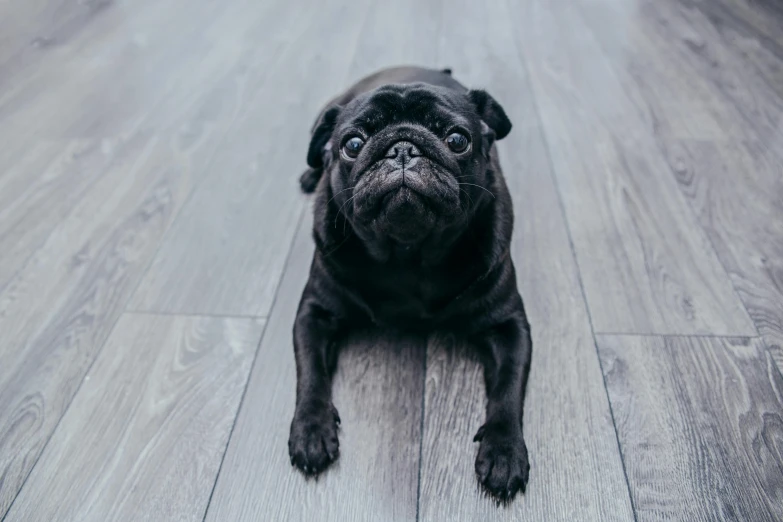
446 133 469 153
343 137 365 158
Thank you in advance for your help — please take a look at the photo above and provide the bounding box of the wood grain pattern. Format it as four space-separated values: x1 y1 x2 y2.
4 314 264 522
671 0 783 128
0 0 107 80
0 0 306 295
574 0 783 376
598 334 783 522
203 213 426 522
0 0 294 140
509 0 756 336
0 0 327 516
128 0 367 316
575 0 783 145
690 0 783 51
418 2 634 520
0 133 148 291
664 140 783 373
0 133 199 517
205 2 445 518
346 0 444 80
573 0 751 141
1 0 782 519
0 140 64 283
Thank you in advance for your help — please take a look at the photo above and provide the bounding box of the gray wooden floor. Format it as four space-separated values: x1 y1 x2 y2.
1 0 782 520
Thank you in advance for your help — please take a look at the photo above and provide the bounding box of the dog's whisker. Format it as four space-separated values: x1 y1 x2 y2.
343 202 351 235
334 192 360 229
338 189 365 235
326 186 355 207
458 182 496 199
459 188 475 211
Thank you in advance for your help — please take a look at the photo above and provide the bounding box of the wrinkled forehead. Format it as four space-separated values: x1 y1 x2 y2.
340 84 473 135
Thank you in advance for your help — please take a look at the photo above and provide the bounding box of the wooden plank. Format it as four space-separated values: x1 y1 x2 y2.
572 0 751 141
0 131 203 517
0 0 100 76
418 1 634 520
0 0 353 516
0 133 147 291
130 0 443 317
345 0 444 79
508 0 756 336
575 0 783 144
671 0 783 122
0 0 203 137
571 0 783 370
597 334 783 522
205 2 448 517
203 212 426 522
0 0 305 288
695 0 783 50
127 0 350 316
0 140 64 283
664 139 783 373
4 314 263 522
0 0 296 139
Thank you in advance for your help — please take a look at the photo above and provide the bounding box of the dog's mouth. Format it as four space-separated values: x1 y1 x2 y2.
352 160 461 243
378 185 435 242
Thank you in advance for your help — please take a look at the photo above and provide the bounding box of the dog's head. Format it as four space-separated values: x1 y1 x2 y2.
308 83 511 245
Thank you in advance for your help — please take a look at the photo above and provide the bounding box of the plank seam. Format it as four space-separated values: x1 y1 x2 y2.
503 2 640 518
596 332 761 340
200 207 305 522
123 35 299 314
199 0 372 511
571 2 760 339
415 341 428 522
0 135 163 522
417 0 447 518
125 310 267 320
0 309 130 522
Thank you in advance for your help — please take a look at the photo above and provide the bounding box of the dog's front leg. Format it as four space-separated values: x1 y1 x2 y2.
472 314 532 500
288 294 343 476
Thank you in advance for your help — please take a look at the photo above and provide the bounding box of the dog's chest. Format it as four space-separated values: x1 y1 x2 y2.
353 263 462 326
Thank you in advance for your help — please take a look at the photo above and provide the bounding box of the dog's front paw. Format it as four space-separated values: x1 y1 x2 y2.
473 422 529 501
288 402 341 476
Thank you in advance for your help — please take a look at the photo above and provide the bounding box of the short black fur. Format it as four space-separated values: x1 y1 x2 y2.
289 66 532 501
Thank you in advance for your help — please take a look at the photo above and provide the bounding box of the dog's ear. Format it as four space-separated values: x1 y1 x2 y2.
306 105 341 169
467 90 512 142
300 105 341 193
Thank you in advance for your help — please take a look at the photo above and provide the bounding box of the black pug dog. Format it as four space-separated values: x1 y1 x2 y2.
289 66 532 500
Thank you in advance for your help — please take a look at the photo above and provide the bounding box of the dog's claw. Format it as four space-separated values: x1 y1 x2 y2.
323 436 339 461
475 455 492 483
289 402 341 478
474 423 529 502
473 424 486 442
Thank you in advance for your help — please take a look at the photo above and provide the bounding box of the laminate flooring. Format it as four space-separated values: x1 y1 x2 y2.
1 0 782 520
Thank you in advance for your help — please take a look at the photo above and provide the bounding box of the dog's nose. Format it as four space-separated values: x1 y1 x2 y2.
385 141 421 164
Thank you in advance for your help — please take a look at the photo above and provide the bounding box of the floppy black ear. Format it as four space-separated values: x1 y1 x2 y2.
467 90 512 141
300 106 341 193
306 106 341 168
